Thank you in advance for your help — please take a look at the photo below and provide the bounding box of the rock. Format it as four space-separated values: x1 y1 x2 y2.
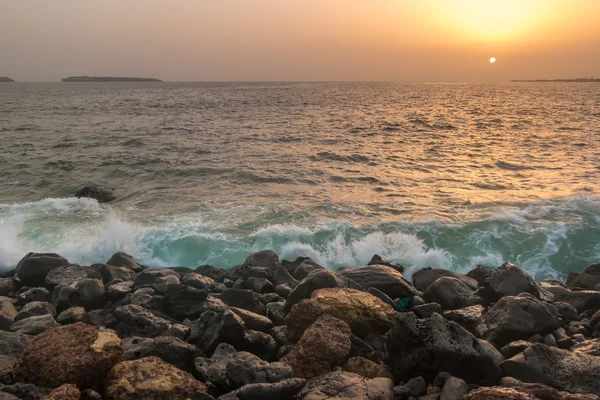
571 338 600 356
274 284 292 298
220 378 306 400
265 301 286 326
44 384 81 400
75 186 115 203
412 302 443 318
106 252 143 272
97 264 135 284
16 287 50 305
570 264 600 290
442 305 485 332
339 264 417 299
0 331 30 357
104 356 206 399
0 355 16 384
552 301 579 324
16 322 122 389
134 268 181 288
463 387 538 400
221 289 265 315
188 310 245 355
404 376 427 397
195 265 228 282
479 263 554 303
386 312 502 385
501 341 534 359
440 376 469 400
45 265 101 288
412 268 478 292
367 287 396 309
423 277 481 310
10 314 58 335
182 273 215 290
80 389 102 400
295 371 393 400
500 343 600 395
0 278 16 296
194 343 292 394
114 304 171 337
466 266 492 286
82 309 117 328
122 287 165 312
236 329 278 361
1 383 51 399
284 269 363 312
229 250 297 287
165 285 216 319
15 253 69 286
292 260 324 281
343 356 392 379
367 254 404 273
285 288 396 342
244 277 275 293
474 293 561 347
0 300 17 330
14 302 55 322
230 307 273 333
56 307 86 324
281 314 351 378
350 335 377 362
106 281 134 302
540 280 600 313
51 279 105 312
123 335 197 371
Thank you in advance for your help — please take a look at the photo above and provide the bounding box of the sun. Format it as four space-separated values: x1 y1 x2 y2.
490 57 496 63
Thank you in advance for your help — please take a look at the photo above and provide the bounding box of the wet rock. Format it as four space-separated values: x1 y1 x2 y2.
475 293 561 347
220 378 306 400
97 264 135 284
466 265 492 286
0 331 30 357
44 384 81 400
104 356 206 399
440 376 469 400
479 263 554 303
106 281 134 302
114 304 171 337
123 335 197 371
292 259 324 281
413 268 478 292
16 287 50 306
45 265 101 288
0 278 16 297
1 383 51 399
166 285 212 319
10 314 58 335
284 269 364 313
229 250 297 287
134 268 181 288
367 254 404 273
195 265 228 282
230 307 273 333
285 288 396 342
282 314 351 378
106 252 143 272
423 277 481 310
14 301 55 322
221 289 265 315
15 253 69 287
188 310 245 355
51 279 105 312
570 264 600 290
56 306 86 324
500 343 600 395
16 322 122 389
442 304 485 332
0 300 17 330
386 312 502 385
342 356 391 379
339 264 417 299
75 186 115 203
194 343 292 394
295 370 393 400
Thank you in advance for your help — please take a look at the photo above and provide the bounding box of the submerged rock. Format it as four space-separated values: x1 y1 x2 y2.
74 186 116 203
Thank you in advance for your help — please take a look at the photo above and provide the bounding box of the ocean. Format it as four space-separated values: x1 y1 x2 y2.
1 82 599 278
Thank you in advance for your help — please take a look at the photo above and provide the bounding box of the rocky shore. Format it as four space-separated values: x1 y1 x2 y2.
0 251 599 399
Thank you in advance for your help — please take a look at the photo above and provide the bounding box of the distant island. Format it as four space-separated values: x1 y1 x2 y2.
512 78 600 82
62 76 162 82
0 77 15 82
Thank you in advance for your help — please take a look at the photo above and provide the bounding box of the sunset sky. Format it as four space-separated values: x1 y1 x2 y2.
1 0 599 82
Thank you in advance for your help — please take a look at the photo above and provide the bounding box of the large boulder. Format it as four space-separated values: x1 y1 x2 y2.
104 356 206 399
229 250 297 287
0 278 16 297
475 293 561 347
123 336 197 371
479 263 554 303
134 268 180 288
285 288 396 342
121 287 165 312
386 312 502 385
114 304 171 338
292 259 324 280
338 265 417 299
295 371 393 400
10 314 58 335
422 276 481 310
500 343 600 395
412 268 478 292
44 265 101 288
281 314 351 378
221 289 265 315
51 279 105 312
14 301 55 322
285 269 363 312
106 252 143 272
195 264 228 282
74 186 115 203
15 322 122 389
443 305 485 332
540 281 600 313
165 286 212 319
187 310 246 355
15 253 69 286
194 343 292 395
96 264 135 284
570 264 600 290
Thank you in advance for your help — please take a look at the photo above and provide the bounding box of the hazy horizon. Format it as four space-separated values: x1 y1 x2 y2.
2 1 599 82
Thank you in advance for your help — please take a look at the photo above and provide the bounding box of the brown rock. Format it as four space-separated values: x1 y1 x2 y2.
104 356 206 400
463 387 538 400
342 356 392 379
285 288 396 342
16 322 123 388
43 384 81 400
281 314 351 378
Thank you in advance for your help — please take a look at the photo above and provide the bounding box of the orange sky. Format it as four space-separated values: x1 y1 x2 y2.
1 0 599 81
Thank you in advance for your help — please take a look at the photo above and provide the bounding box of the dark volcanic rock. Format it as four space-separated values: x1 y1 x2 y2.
570 264 600 290
221 289 265 315
14 301 55 322
339 264 417 299
195 265 228 282
16 287 50 305
75 186 116 203
114 304 171 337
443 304 485 332
0 278 16 297
466 265 492 286
56 306 86 324
15 253 69 286
182 273 216 290
412 267 478 292
422 276 481 310
16 322 123 389
106 252 143 272
0 331 30 358
540 281 600 313
229 250 297 287
0 300 16 330
292 259 324 281
45 265 101 288
188 310 246 355
165 285 211 319
295 370 393 400
479 263 554 303
220 378 306 400
52 278 105 312
386 312 502 385
123 335 197 371
10 314 58 335
342 356 392 379
1 383 51 399
230 307 274 333
97 264 135 284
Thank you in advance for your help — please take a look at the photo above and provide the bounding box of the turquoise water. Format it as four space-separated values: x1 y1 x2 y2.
1 82 599 278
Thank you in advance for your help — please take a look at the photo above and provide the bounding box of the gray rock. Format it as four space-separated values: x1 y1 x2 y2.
9 314 58 335
188 310 246 355
97 264 135 284
16 287 49 306
244 277 274 294
501 341 534 359
122 287 165 312
56 306 86 324
15 253 69 286
412 303 442 318
478 263 554 303
570 264 600 290
0 301 16 331
466 266 491 286
0 279 15 297
442 305 485 332
221 289 265 315
229 250 298 287
412 268 478 292
339 264 417 299
114 304 171 337
195 265 227 282
44 265 101 288
0 331 30 358
440 376 468 400
405 376 427 397
166 286 212 319
1 383 51 399
386 312 502 385
74 186 115 203
14 302 55 322
106 252 143 272
220 378 306 400
52 278 105 312
123 335 197 371
182 273 215 290
367 287 396 309
274 284 292 299
292 260 324 281
265 302 286 326
134 268 181 288
422 277 481 310
82 309 117 328
295 371 393 400
106 281 134 302
0 355 16 384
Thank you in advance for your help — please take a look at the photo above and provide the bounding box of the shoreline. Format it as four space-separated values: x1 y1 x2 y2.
0 249 599 398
